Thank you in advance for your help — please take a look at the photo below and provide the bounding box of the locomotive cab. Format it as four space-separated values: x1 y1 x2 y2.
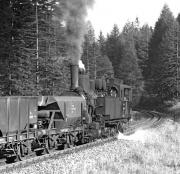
120 84 132 118
95 78 132 122
120 84 132 102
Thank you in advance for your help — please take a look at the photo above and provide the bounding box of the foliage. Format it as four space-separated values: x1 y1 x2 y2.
98 31 106 56
96 55 114 78
146 5 178 100
105 24 122 78
0 1 180 104
119 31 143 105
81 22 114 80
0 0 69 95
81 22 96 79
135 24 153 78
0 0 13 95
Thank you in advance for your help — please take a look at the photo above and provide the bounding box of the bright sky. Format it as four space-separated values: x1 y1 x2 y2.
87 0 180 37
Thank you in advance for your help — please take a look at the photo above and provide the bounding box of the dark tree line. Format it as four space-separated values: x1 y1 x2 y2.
81 22 114 80
82 5 180 106
0 0 70 96
0 1 180 106
146 5 180 101
84 21 152 105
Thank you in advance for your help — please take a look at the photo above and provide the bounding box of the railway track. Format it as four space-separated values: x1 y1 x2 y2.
0 110 163 173
0 136 117 173
123 110 163 135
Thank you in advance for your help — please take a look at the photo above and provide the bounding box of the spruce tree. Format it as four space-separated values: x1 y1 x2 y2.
176 13 180 96
81 22 96 79
96 55 114 78
0 0 12 95
0 0 69 95
147 5 178 100
98 31 106 55
118 33 143 105
135 25 153 78
106 24 121 78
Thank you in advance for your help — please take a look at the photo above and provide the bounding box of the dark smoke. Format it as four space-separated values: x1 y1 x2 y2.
61 0 94 65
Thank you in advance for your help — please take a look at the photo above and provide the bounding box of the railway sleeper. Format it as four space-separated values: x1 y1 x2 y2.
105 121 124 133
34 147 45 156
33 143 49 156
56 143 65 150
4 148 22 163
82 135 94 144
5 154 17 163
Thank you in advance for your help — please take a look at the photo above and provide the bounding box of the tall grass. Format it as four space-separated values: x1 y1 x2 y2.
4 119 180 174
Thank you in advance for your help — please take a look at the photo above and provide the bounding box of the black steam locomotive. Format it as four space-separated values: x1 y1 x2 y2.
0 64 132 162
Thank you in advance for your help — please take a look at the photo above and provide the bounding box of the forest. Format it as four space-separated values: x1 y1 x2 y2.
0 0 180 109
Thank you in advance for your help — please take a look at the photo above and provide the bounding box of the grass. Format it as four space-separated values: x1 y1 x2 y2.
3 119 180 174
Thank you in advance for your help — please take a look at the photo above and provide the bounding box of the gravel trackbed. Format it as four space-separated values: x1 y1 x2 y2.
3 119 180 174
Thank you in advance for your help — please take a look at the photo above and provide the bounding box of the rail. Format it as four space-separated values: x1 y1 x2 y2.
0 110 164 173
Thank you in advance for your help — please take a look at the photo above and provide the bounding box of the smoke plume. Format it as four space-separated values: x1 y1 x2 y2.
61 0 94 65
79 59 85 70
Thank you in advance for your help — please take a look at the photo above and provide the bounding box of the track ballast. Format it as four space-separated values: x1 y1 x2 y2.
0 110 164 173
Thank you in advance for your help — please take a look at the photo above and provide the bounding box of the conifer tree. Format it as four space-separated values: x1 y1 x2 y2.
0 0 12 95
96 55 114 78
176 13 180 96
106 24 121 78
98 31 106 55
0 0 69 95
97 31 114 78
81 22 96 79
118 32 143 104
135 24 153 78
147 5 178 100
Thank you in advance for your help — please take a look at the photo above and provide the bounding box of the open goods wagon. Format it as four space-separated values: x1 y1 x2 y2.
0 97 38 162
0 95 87 162
0 96 37 139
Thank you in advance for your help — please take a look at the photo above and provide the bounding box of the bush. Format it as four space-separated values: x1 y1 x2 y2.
134 94 164 111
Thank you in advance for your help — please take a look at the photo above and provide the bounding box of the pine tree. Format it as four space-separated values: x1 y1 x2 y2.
0 0 36 95
118 35 141 84
118 32 143 105
81 21 96 79
98 31 106 55
147 5 178 100
0 0 12 95
176 13 180 96
106 24 121 78
12 0 37 95
0 0 69 95
96 55 114 78
135 24 153 78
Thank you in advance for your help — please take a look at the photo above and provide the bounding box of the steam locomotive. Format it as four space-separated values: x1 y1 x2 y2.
0 64 132 162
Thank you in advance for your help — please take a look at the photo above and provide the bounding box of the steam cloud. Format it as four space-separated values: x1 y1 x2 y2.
79 59 85 70
61 0 94 65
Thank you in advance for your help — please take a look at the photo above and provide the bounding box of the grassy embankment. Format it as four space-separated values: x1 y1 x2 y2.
4 117 180 174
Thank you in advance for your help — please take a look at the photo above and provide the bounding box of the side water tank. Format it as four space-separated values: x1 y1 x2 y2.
90 80 95 91
95 78 106 90
102 78 106 90
79 74 90 92
95 79 102 90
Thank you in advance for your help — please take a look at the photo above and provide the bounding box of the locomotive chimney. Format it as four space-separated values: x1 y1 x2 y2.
70 64 79 90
